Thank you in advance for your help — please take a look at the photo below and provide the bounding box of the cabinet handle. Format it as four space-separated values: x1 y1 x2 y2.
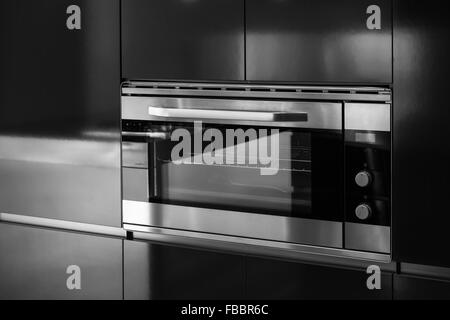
122 132 170 140
148 106 308 122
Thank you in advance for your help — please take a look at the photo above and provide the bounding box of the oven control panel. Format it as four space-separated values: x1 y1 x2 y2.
345 133 391 226
344 103 391 254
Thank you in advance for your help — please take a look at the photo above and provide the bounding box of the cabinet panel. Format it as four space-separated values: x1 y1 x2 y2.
122 0 245 81
0 0 121 227
0 223 123 300
124 241 245 300
246 257 393 300
394 275 450 300
393 0 450 267
247 0 392 84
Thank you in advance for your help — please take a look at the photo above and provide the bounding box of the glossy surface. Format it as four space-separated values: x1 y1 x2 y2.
345 103 391 132
345 223 391 254
246 0 392 84
394 275 450 300
122 96 343 129
122 0 245 81
246 257 393 300
0 223 123 300
124 240 245 300
393 0 450 267
123 201 344 248
127 225 392 263
124 239 393 300
0 0 121 226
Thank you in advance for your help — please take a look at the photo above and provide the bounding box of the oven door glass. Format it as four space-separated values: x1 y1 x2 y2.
122 121 343 222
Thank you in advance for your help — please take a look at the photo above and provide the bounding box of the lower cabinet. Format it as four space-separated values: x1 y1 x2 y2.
246 257 393 300
124 240 246 300
124 240 393 300
394 275 450 300
0 223 123 300
5 224 450 300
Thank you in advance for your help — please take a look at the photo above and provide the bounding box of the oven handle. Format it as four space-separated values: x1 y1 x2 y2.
122 131 170 140
148 106 308 122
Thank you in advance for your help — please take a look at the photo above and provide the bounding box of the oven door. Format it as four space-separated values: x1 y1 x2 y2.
121 97 343 248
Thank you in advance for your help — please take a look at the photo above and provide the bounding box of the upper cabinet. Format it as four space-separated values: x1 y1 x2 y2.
246 0 392 84
122 0 391 84
122 0 245 81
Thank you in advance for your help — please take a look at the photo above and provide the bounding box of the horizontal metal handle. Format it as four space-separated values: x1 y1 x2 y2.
122 131 170 140
0 213 127 238
148 106 308 122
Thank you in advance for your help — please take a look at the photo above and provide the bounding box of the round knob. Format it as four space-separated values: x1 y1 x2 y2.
355 171 372 188
355 204 372 221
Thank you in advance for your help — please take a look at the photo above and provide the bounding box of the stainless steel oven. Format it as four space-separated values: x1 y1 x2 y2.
121 82 391 262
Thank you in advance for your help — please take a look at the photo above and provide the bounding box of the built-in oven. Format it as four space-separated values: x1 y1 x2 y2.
121 82 391 262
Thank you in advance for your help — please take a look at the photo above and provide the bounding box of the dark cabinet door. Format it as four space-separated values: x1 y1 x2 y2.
0 0 121 227
122 0 245 81
246 257 393 300
394 275 450 300
124 240 245 300
393 0 450 267
246 0 392 84
0 223 123 300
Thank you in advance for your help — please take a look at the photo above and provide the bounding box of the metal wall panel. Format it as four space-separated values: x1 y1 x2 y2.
0 0 121 227
122 0 245 81
124 240 245 300
0 223 123 300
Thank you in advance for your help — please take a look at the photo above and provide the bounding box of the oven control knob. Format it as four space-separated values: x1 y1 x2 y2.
355 204 372 221
355 171 372 188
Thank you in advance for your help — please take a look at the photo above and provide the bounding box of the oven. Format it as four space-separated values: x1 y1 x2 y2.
121 82 391 262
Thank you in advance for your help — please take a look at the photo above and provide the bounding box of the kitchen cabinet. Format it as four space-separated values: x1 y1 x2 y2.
124 240 245 300
124 240 393 300
0 223 123 300
0 0 122 227
246 0 392 84
393 0 450 267
122 0 245 81
246 257 393 300
394 275 450 300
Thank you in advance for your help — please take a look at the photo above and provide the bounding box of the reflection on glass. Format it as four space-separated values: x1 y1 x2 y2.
150 123 312 217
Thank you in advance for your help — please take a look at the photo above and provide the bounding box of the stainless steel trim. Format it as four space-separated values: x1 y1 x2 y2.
148 106 308 122
122 131 170 140
345 223 391 254
0 213 127 238
123 200 342 248
125 81 390 92
124 224 392 264
123 168 149 202
122 97 342 130
122 82 392 103
345 103 391 132
122 142 148 168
